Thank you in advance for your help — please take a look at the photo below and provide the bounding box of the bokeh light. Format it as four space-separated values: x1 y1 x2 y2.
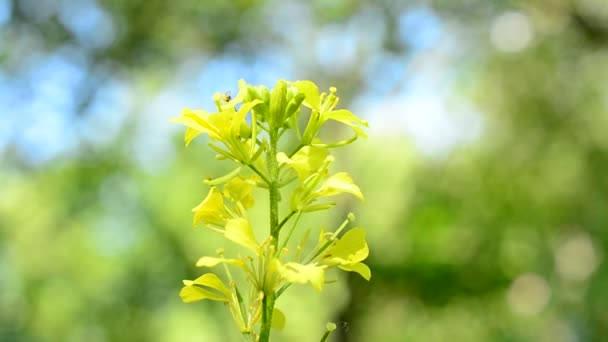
1 0 607 341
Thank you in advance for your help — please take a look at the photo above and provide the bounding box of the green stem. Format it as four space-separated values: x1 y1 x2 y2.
278 211 301 251
247 163 271 185
268 129 280 240
260 128 280 342
288 143 304 158
276 211 296 234
260 292 276 342
319 323 336 342
319 330 332 342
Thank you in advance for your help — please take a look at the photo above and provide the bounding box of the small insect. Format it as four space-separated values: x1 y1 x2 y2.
222 91 232 102
340 321 350 332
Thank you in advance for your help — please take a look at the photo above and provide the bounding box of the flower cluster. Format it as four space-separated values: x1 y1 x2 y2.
171 79 369 341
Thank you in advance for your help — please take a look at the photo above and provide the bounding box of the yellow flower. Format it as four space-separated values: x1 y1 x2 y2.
318 227 371 280
192 187 230 227
292 80 368 142
171 100 262 163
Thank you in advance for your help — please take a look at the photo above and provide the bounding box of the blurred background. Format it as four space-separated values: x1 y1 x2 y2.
1 0 608 341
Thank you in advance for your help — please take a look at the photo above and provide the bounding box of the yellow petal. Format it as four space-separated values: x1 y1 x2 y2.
224 218 260 253
323 227 369 265
179 285 228 303
223 176 256 208
192 187 228 227
338 262 371 281
278 262 325 291
184 127 202 146
292 80 320 110
277 146 330 180
196 256 247 269
322 109 368 138
272 307 286 330
233 99 263 136
183 273 231 297
171 108 221 142
314 172 364 201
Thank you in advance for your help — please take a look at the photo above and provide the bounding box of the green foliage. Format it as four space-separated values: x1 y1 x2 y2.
3 1 608 341
172 80 369 341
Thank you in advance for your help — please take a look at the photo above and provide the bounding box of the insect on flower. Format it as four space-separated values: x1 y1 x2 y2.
222 91 232 102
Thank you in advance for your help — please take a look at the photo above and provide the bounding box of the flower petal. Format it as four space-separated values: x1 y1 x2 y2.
183 273 231 297
322 109 368 138
207 111 235 141
171 108 221 143
277 146 330 180
338 262 371 281
196 256 247 270
223 176 256 209
278 262 325 291
184 127 202 146
314 172 364 201
233 99 262 136
272 307 286 330
224 218 260 253
292 80 320 110
323 227 369 265
192 187 228 227
180 273 230 303
179 285 228 303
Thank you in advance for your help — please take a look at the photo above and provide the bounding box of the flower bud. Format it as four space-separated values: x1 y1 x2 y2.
284 92 305 120
269 79 287 129
256 85 270 104
347 212 356 222
248 85 269 122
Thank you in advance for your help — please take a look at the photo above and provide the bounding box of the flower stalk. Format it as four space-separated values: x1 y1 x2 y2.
172 79 370 341
260 128 280 342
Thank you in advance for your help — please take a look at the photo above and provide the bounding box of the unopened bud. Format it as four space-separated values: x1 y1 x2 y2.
285 93 305 119
269 79 287 128
347 213 356 222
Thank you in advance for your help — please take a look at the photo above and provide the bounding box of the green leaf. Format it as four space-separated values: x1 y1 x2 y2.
323 228 369 265
278 262 325 291
314 172 364 201
272 307 286 330
224 218 260 253
338 262 371 281
292 80 320 110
